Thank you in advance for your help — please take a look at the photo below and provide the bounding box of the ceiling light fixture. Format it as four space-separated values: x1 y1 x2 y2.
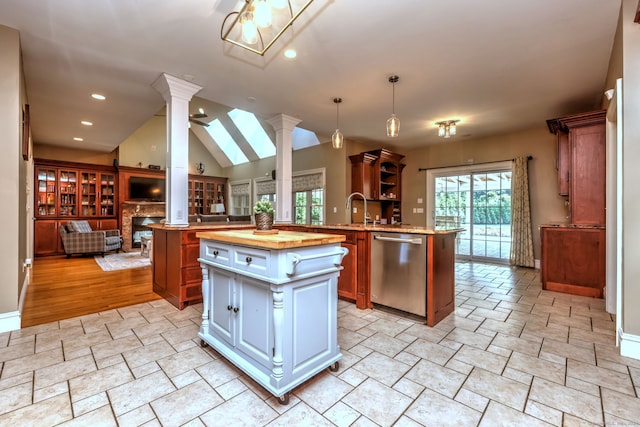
436 120 460 138
386 75 400 138
332 98 344 149
221 0 314 56
81 121 93 126
73 137 83 141
90 93 106 101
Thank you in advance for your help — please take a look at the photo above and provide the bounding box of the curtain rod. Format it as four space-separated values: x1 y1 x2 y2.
418 155 532 172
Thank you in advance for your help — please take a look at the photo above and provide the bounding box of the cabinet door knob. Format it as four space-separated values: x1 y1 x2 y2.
213 250 219 257
227 305 233 311
245 256 252 263
233 307 239 313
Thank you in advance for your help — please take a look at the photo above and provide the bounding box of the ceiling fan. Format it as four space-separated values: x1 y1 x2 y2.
155 108 209 127
189 109 209 127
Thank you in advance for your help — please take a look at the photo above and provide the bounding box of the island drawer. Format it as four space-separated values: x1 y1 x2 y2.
233 246 270 276
201 242 231 266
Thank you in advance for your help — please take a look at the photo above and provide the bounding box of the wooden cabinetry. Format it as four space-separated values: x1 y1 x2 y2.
151 224 251 309
34 159 119 256
541 226 605 298
310 227 368 304
188 176 227 215
543 110 607 297
349 148 405 223
547 110 606 225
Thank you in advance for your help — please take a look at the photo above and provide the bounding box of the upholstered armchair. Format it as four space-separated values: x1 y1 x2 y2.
60 220 122 258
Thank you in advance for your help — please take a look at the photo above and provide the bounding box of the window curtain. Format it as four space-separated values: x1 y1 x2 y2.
510 156 535 267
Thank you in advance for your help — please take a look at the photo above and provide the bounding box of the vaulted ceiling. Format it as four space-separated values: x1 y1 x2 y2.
0 0 621 155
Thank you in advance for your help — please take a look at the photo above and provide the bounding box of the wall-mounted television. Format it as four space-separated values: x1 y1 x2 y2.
129 177 165 202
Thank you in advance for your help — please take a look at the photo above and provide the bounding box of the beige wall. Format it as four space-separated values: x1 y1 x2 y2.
401 125 566 260
0 25 23 318
621 0 640 337
33 144 117 166
118 114 224 177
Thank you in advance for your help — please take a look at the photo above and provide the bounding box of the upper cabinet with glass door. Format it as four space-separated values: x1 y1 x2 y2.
36 166 58 217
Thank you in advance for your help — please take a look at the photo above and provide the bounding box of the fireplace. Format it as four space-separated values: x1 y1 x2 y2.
131 216 163 247
121 202 165 252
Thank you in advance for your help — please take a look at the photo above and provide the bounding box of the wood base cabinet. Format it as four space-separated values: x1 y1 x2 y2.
540 226 605 298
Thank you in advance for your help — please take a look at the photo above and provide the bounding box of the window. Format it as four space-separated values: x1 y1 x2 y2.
292 168 325 225
294 188 324 225
228 180 251 216
252 168 325 225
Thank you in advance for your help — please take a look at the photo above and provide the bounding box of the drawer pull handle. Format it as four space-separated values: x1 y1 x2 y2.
233 307 239 313
227 305 233 311
245 256 252 264
213 250 219 257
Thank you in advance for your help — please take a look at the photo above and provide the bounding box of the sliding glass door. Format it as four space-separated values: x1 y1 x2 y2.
427 162 512 263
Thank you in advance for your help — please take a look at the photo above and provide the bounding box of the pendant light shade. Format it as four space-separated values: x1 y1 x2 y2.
386 75 400 137
332 98 344 149
240 11 258 45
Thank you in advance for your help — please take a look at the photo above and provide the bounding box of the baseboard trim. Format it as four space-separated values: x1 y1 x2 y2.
534 259 540 270
0 311 21 334
618 328 640 361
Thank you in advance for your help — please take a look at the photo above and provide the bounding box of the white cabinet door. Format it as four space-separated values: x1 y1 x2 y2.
210 268 235 346
236 276 273 369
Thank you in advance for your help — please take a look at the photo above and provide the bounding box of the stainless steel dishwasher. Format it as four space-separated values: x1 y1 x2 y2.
370 232 427 317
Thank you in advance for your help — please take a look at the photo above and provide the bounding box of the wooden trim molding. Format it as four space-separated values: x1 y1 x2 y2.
635 0 640 23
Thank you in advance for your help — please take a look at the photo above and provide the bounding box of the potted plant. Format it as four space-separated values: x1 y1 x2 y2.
254 200 275 231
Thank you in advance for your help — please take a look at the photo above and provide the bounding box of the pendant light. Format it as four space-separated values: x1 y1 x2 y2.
386 75 400 137
240 10 258 45
332 98 344 149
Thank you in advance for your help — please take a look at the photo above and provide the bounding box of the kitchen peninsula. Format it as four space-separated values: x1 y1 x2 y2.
278 224 461 327
152 222 461 327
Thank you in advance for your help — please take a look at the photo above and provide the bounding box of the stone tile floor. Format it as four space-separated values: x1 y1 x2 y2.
1 261 639 426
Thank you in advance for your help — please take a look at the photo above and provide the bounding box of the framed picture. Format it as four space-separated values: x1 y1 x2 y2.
22 104 30 160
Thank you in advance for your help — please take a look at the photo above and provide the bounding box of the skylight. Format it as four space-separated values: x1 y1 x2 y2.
291 127 320 150
228 109 276 158
205 119 249 165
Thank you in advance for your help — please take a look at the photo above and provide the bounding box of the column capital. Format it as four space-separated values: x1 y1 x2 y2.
266 114 302 133
152 73 202 102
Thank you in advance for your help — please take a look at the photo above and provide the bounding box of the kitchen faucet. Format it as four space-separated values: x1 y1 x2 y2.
346 192 369 226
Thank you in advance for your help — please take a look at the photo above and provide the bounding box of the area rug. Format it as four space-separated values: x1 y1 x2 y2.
94 252 151 272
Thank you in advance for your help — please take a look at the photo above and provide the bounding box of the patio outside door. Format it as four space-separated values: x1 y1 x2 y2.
427 162 512 263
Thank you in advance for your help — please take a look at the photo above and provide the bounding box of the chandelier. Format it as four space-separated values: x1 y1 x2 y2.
221 0 315 56
436 120 459 138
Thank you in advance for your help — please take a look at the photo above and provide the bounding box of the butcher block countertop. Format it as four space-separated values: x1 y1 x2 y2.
196 229 346 250
292 223 464 235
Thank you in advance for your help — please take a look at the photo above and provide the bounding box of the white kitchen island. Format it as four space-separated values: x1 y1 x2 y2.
196 229 348 404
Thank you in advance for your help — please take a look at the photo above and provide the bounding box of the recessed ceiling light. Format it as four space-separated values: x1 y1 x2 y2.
91 93 106 100
73 137 84 141
284 49 297 59
81 121 93 126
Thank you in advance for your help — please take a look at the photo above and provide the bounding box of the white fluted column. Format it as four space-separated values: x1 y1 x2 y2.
266 114 301 224
152 73 202 226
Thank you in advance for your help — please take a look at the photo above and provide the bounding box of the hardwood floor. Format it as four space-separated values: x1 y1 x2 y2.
21 255 162 328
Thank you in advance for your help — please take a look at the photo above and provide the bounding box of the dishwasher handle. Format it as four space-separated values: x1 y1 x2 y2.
373 235 423 245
